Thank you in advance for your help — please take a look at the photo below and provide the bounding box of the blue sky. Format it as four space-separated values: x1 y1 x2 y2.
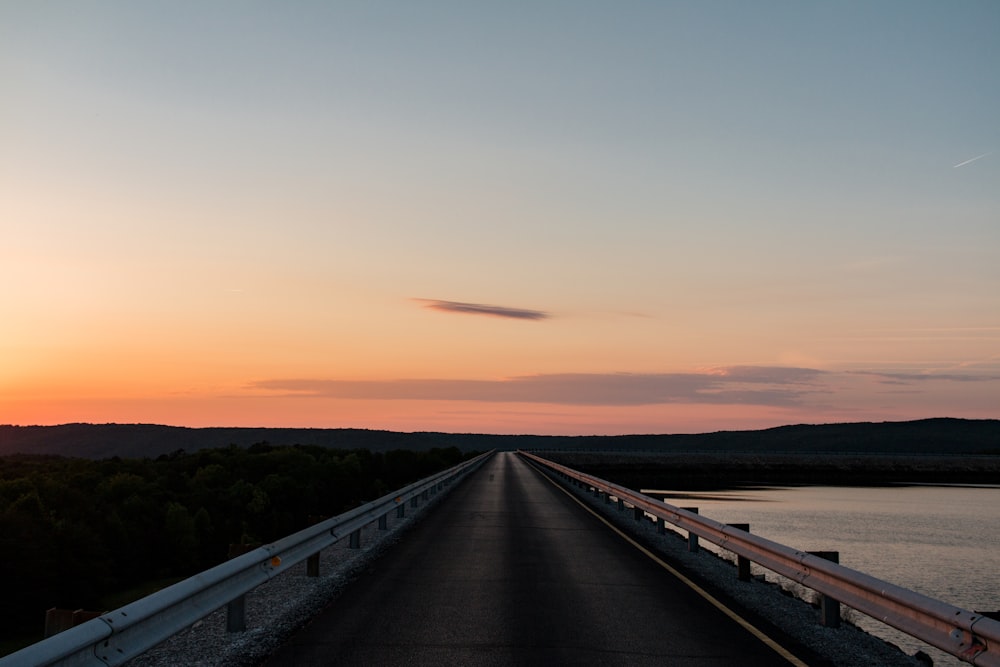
2 2 998 433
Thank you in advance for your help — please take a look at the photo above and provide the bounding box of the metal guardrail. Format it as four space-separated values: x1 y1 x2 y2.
520 451 1000 667
2 451 494 667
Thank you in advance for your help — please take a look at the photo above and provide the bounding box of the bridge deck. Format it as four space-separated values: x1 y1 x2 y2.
264 452 804 666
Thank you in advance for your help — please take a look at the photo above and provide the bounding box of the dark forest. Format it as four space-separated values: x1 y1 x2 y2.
0 444 471 649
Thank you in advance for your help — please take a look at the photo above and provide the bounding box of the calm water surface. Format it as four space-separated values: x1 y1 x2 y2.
644 484 1000 665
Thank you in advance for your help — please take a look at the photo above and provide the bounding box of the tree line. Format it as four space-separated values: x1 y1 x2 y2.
0 444 472 644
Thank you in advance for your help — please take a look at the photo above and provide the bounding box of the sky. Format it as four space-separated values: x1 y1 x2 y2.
2 1 998 435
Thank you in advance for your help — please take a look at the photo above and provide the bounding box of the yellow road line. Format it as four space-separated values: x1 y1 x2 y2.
535 466 810 667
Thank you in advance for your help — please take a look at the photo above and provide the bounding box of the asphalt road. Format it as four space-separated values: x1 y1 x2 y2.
263 452 803 666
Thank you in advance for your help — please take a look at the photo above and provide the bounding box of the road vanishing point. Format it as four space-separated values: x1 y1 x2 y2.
264 452 813 666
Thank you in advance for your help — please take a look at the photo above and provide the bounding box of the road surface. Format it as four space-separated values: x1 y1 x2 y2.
264 452 806 666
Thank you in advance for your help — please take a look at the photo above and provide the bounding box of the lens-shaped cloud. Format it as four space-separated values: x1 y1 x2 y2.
417 299 549 320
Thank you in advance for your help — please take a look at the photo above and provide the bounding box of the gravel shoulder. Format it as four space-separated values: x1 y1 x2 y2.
128 457 929 667
539 461 929 667
126 487 453 667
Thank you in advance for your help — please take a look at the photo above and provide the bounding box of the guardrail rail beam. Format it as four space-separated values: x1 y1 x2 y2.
519 450 1000 667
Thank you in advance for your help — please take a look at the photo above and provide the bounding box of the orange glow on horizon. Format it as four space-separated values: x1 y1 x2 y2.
2 4 996 436
4 390 995 437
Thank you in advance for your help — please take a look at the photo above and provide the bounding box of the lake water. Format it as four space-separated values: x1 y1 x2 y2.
642 484 1000 666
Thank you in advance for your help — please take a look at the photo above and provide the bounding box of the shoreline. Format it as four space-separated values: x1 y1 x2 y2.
541 451 1000 490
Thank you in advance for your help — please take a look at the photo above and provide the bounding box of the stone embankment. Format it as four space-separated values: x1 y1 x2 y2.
545 461 929 667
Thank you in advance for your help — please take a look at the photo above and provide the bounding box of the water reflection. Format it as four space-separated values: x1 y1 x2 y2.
638 484 1000 667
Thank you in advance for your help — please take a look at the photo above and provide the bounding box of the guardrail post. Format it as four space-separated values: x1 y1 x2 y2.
727 524 751 581
349 529 361 549
593 486 600 498
378 513 388 530
227 596 246 633
226 543 257 631
515 451 1000 667
306 553 320 577
306 516 326 577
617 497 625 512
44 609 74 638
604 491 611 504
633 506 643 522
0 453 494 667
657 517 666 535
682 508 699 552
810 551 841 627
410 496 419 508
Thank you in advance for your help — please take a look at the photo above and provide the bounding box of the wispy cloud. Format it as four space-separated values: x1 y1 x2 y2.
850 370 1000 385
248 366 827 407
953 151 991 168
416 299 549 320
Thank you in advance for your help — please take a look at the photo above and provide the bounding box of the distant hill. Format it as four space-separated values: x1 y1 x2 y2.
0 424 478 459
1 418 998 459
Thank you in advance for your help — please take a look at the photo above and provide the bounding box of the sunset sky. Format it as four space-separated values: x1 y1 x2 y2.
2 2 998 435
